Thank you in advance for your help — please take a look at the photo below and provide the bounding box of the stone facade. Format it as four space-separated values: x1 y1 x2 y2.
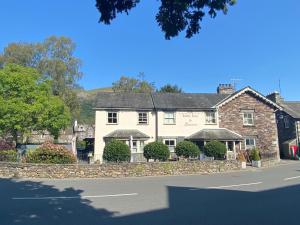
0 161 241 179
218 91 280 159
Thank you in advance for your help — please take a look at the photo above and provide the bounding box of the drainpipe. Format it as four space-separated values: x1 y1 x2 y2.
296 121 300 147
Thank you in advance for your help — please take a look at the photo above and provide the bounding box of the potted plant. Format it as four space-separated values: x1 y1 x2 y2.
237 151 247 169
251 148 261 168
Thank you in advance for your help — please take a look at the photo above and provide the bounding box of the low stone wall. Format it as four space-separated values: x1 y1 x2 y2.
0 160 241 179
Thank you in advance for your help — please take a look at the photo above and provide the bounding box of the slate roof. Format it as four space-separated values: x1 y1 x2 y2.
280 102 300 119
94 92 154 109
151 93 229 109
94 92 229 110
187 128 243 141
104 129 150 139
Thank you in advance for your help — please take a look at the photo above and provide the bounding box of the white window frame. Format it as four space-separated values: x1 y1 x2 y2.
138 112 148 125
163 139 176 152
245 138 256 150
205 112 217 124
164 112 176 125
243 112 254 126
107 112 118 124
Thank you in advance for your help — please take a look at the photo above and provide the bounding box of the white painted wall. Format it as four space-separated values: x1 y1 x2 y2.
94 110 156 162
157 111 219 138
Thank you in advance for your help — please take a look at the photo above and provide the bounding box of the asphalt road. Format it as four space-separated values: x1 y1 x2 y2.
1 161 300 225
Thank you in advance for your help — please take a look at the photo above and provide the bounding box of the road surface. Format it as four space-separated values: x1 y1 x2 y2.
1 161 300 225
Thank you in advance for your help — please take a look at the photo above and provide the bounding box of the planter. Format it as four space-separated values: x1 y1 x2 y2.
241 161 247 169
252 160 261 168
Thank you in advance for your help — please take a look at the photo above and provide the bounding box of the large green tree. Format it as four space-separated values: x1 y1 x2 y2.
96 0 236 39
0 36 82 118
0 64 71 144
112 74 155 93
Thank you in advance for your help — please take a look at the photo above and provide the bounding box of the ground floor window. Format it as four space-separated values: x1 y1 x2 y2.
245 138 256 150
163 139 176 152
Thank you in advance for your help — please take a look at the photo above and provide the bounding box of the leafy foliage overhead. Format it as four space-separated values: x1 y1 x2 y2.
96 0 236 39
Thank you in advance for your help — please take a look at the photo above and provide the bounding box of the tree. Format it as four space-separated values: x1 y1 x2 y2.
96 0 236 39
0 64 71 144
0 36 83 118
112 74 155 93
159 84 183 93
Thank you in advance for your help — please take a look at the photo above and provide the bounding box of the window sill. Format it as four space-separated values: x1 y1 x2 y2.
106 123 118 125
205 123 217 125
243 125 255 127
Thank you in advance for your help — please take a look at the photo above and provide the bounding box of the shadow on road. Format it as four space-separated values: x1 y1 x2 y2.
0 178 299 225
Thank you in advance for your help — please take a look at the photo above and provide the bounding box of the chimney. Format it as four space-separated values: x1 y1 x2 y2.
217 84 235 95
266 91 284 104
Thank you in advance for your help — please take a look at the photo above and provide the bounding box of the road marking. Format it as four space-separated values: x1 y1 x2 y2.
12 193 138 200
284 176 300 181
207 182 263 189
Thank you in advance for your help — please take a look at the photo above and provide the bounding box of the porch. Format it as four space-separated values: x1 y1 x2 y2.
104 129 150 162
187 128 244 160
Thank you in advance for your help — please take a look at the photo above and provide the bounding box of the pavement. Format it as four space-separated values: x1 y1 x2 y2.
1 161 300 225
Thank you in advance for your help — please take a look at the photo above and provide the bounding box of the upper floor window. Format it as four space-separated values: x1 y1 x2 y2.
107 112 118 124
243 112 254 126
164 112 176 125
245 138 256 150
205 112 216 124
138 112 148 124
164 139 176 152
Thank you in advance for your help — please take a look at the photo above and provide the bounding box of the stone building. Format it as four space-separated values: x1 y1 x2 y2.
267 92 300 158
93 85 281 163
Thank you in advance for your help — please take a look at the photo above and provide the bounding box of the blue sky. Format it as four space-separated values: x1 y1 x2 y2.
1 0 300 100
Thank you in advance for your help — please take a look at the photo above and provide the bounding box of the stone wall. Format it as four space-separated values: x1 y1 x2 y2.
219 91 280 159
0 161 241 179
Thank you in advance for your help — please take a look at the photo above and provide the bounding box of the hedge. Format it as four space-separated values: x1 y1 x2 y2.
175 141 200 158
203 140 227 159
143 142 170 162
0 150 17 162
25 142 76 164
103 139 131 163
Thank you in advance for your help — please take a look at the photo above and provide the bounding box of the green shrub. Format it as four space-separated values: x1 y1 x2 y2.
103 139 131 163
175 141 200 158
0 150 17 162
143 142 170 162
250 148 260 161
203 140 227 159
25 142 76 164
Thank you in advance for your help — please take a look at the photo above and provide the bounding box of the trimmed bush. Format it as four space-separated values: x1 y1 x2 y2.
175 141 200 158
25 142 76 164
103 139 131 163
0 150 17 162
250 148 261 161
144 142 170 162
203 140 227 159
